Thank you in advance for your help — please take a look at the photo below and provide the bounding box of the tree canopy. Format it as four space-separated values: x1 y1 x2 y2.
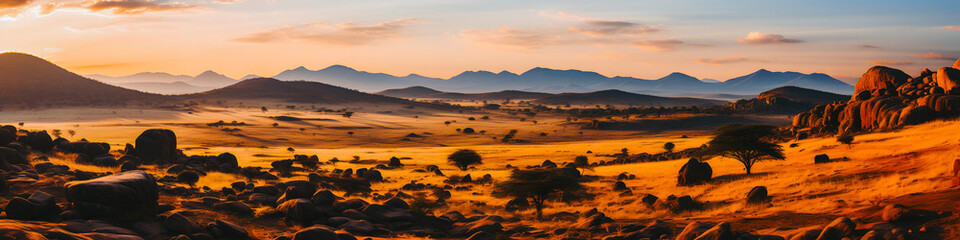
448 149 482 171
493 168 583 219
704 124 785 174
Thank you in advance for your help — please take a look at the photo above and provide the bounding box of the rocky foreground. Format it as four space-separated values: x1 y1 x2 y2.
0 116 955 240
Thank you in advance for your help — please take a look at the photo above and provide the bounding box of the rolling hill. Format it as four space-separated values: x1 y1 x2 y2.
757 86 850 105
189 78 429 105
532 90 727 107
0 52 161 107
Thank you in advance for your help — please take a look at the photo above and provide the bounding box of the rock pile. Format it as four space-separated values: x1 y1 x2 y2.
794 59 960 134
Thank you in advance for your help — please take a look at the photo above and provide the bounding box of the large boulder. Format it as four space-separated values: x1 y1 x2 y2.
133 129 177 164
678 158 712 186
22 131 54 152
4 191 60 220
64 171 159 221
293 225 339 240
746 186 769 204
937 67 960 92
0 128 14 146
815 217 855 240
855 66 911 93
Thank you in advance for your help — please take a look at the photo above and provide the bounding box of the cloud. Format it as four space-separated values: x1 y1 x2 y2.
460 26 564 49
629 38 684 51
867 60 912 66
944 26 960 30
910 52 956 60
859 44 881 49
737 32 803 45
541 11 661 37
81 0 201 14
694 57 766 65
0 0 30 8
234 18 421 45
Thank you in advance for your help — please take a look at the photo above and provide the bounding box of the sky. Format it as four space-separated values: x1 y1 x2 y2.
0 0 958 84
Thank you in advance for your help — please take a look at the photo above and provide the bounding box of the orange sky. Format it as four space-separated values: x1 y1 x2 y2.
1 0 958 82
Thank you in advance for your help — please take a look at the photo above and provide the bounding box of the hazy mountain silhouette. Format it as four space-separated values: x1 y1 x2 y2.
189 70 237 87
268 65 852 95
377 86 552 100
88 72 192 84
532 90 727 107
0 52 160 107
119 81 211 95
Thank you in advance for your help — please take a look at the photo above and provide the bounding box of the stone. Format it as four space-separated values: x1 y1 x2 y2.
815 217 855 240
746 186 769 204
340 220 377 236
64 171 159 221
163 212 201 234
293 225 339 240
678 158 712 186
676 222 712 240
855 66 911 93
214 220 248 238
693 222 733 240
814 154 830 164
133 129 177 164
936 67 960 91
881 204 910 222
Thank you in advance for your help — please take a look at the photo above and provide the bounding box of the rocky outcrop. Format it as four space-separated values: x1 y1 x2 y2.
794 59 960 134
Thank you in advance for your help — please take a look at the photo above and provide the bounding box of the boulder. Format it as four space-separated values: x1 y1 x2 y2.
388 157 402 167
278 198 321 222
4 191 60 220
881 204 910 222
678 158 712 186
22 131 54 152
64 171 159 221
814 154 830 164
293 225 339 240
693 222 733 240
214 220 248 238
133 129 177 164
855 66 911 93
162 212 201 234
0 129 14 146
339 220 377 236
746 186 769 204
898 105 934 126
815 217 855 240
311 190 337 206
937 67 960 91
676 222 712 240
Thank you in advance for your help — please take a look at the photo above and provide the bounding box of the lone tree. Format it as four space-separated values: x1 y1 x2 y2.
704 124 785 174
663 142 675 153
837 134 854 148
573 155 593 172
494 168 583 220
448 149 482 171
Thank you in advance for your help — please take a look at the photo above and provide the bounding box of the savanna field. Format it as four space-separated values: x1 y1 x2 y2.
0 1 959 239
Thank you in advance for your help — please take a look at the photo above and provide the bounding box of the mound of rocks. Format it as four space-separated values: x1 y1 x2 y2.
794 59 960 134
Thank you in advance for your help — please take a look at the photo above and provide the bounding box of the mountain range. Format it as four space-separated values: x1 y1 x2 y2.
89 64 854 96
88 70 238 94
270 65 854 95
377 86 726 107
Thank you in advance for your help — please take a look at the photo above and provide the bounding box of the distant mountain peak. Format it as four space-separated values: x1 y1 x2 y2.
293 66 310 71
196 70 225 77
322 65 357 72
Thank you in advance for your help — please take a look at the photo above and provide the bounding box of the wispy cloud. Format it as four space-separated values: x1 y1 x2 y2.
867 60 912 66
859 44 881 49
910 52 956 60
629 38 684 51
944 26 960 30
82 0 200 14
540 10 661 37
694 57 766 65
234 18 422 45
737 32 803 45
460 26 563 49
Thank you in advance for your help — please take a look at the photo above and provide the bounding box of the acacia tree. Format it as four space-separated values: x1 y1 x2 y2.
837 134 854 148
573 155 592 172
663 142 675 153
448 149 482 171
704 124 785 174
494 168 583 220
